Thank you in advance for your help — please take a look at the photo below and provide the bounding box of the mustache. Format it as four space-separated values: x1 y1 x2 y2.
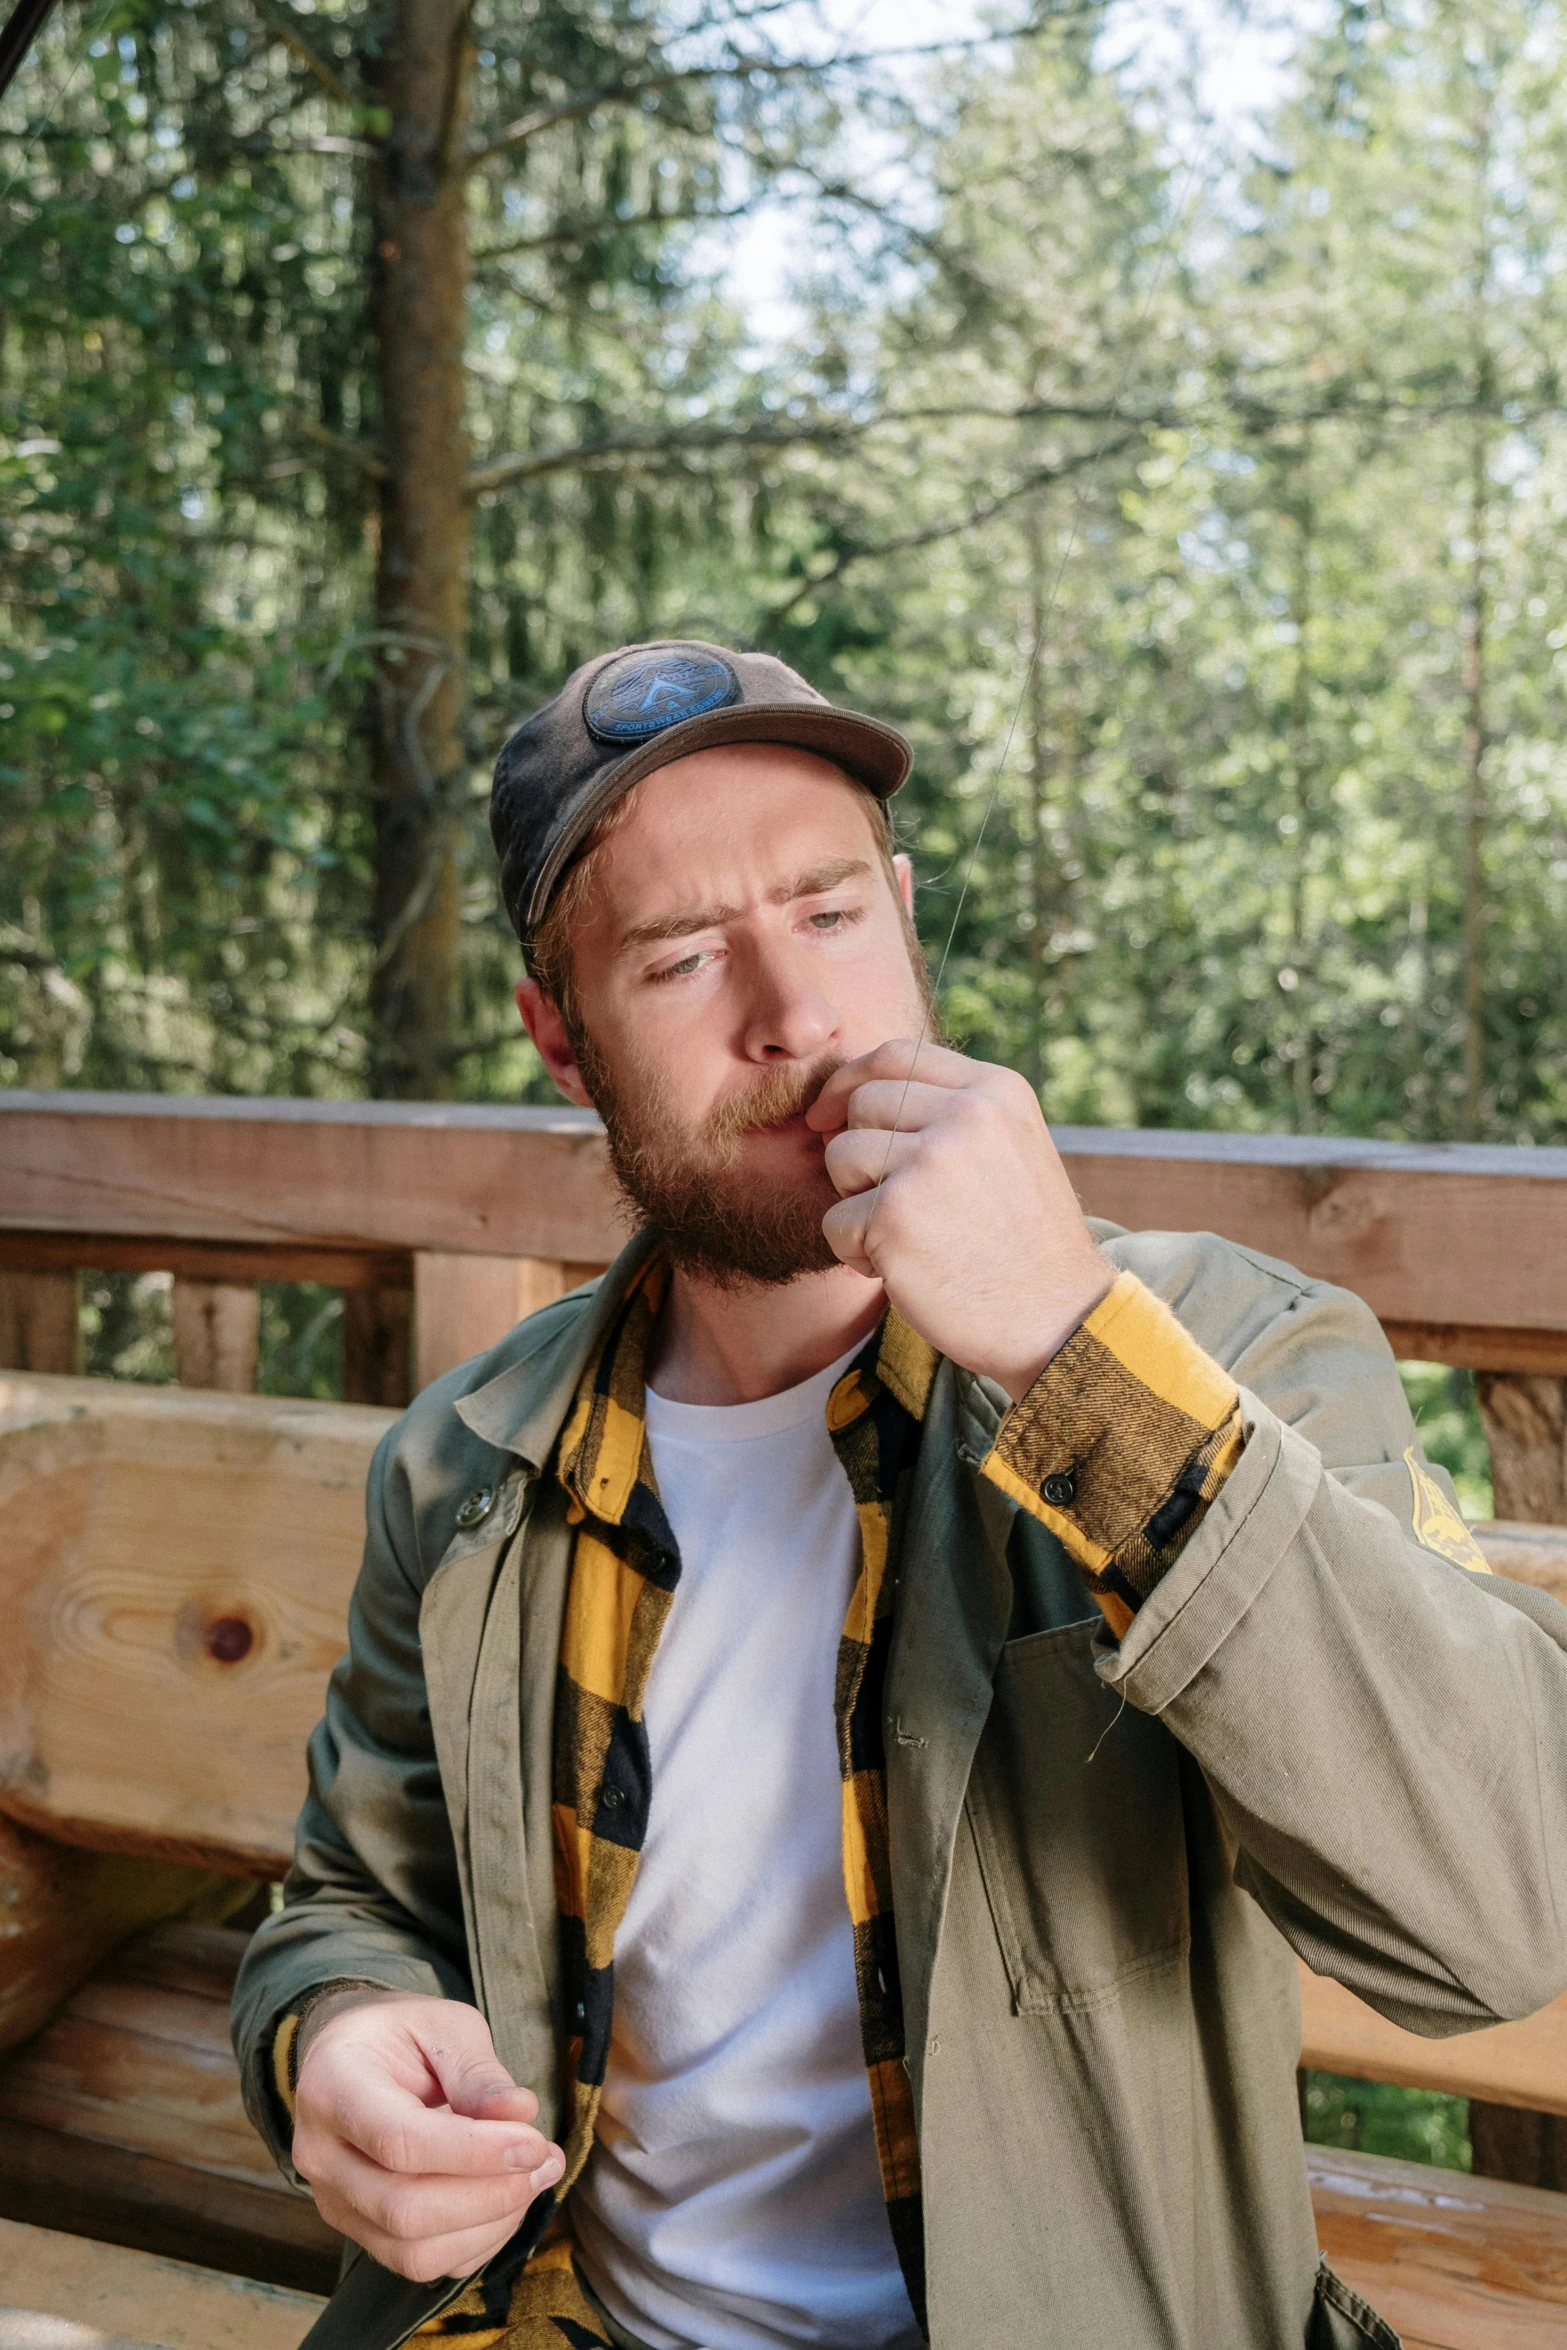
702 1056 843 1151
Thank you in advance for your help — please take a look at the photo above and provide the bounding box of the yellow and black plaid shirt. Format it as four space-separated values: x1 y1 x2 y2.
284 1261 1244 2346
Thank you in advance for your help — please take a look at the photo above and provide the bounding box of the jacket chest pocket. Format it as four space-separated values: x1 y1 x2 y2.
965 1620 1190 2013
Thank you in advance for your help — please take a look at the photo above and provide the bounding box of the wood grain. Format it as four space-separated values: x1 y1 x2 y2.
1300 1965 1567 2118
0 2218 324 2350
1309 2144 1567 2349
0 1375 391 1876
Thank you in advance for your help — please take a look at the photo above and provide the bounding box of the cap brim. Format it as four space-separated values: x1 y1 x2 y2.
526 701 912 932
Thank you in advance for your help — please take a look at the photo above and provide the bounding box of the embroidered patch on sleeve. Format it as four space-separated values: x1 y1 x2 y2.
1405 1447 1490 1571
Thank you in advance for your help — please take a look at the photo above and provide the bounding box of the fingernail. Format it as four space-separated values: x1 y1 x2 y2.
530 2152 564 2189
503 2141 541 2171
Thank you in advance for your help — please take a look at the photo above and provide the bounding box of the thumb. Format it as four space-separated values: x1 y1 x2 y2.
418 2008 540 2126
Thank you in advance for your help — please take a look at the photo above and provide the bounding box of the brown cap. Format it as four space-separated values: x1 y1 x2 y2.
490 637 912 941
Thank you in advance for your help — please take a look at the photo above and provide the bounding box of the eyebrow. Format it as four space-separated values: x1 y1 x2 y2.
616 857 875 953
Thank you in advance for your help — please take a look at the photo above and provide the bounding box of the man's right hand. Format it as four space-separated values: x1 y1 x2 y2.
291 1991 565 2283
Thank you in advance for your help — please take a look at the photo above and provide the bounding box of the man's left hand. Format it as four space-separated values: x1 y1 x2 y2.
808 1039 1112 1399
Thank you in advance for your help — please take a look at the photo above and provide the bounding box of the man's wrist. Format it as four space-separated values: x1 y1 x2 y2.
296 1984 402 2068
978 1266 1117 1401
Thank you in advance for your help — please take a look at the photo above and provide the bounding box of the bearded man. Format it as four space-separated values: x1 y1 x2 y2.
234 641 1567 2350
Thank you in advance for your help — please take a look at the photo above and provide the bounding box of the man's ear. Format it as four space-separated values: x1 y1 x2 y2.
515 977 594 1108
892 852 915 919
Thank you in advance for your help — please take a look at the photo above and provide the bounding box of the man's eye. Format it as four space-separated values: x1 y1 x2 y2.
657 952 704 980
808 908 849 930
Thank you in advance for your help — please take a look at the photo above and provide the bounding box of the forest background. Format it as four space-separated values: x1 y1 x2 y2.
3 0 1561 2171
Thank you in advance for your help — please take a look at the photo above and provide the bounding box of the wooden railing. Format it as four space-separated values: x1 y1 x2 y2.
5 1089 1567 1395
3 1088 1567 2308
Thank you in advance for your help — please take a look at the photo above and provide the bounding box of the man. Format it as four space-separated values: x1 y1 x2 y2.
234 639 1567 2350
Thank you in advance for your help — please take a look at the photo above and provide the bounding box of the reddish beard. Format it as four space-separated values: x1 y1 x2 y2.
579 1041 846 1287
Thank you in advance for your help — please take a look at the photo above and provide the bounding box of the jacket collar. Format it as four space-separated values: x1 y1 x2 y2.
453 1226 661 1469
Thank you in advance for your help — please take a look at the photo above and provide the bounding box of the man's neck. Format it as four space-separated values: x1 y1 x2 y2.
646 1260 887 1407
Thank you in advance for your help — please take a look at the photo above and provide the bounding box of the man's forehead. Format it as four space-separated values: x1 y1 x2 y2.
592 757 888 925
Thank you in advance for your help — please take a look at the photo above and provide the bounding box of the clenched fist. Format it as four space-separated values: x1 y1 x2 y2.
292 1990 564 2284
808 1040 1111 1399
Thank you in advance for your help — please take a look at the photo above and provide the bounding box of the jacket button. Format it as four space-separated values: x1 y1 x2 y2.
1042 1471 1077 1509
456 1485 497 1531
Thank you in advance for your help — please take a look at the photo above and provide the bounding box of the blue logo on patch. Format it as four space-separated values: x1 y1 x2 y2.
584 649 740 744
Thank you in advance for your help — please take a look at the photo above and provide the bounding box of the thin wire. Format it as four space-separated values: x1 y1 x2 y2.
861 126 1222 1241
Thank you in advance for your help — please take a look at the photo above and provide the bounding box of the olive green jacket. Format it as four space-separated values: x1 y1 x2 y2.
232 1223 1567 2350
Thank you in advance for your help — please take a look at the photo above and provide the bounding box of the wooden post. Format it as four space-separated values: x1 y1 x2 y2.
413 1254 563 1392
0 1271 79 1374
171 1278 259 1392
1470 1370 1567 2188
412 1256 606 1392
343 1287 414 1408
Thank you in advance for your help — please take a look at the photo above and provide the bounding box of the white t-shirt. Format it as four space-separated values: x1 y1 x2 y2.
569 1342 923 2350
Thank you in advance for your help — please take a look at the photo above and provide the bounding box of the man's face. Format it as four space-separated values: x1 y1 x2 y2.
527 745 932 1285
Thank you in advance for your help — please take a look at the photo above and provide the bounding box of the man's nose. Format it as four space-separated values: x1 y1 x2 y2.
739 941 840 1063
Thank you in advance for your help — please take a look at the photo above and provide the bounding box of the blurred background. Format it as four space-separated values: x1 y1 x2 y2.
4 0 1561 2170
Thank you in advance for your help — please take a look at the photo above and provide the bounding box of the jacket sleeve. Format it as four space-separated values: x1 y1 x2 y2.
231 1418 476 2176
982 1231 1567 2038
1079 1262 1567 2036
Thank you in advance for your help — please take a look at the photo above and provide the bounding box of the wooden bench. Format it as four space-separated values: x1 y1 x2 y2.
0 2216 323 2350
3 1372 1567 2342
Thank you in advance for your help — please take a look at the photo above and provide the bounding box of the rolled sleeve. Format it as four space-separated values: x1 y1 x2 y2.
981 1270 1245 1637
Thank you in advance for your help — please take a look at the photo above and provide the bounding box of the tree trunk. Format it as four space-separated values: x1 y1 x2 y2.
1024 509 1050 1095
1286 480 1314 1134
1460 417 1488 1138
367 0 474 1101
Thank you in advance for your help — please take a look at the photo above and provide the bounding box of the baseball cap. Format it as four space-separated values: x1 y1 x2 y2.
490 638 912 941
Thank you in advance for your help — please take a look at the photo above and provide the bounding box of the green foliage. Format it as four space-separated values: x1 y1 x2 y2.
1399 1362 1494 1519
4 0 1567 1141
1303 2070 1471 2170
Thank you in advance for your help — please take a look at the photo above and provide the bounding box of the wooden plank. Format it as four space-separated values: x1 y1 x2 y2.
0 1375 391 1876
1383 1322 1567 1376
414 1252 576 1390
1300 1965 1567 2117
0 2216 325 2346
1308 2144 1567 2349
0 1093 620 1265
1059 1127 1567 1337
0 1925 341 2297
0 1273 79 1376
0 1232 411 1293
170 1282 258 1395
0 1818 247 2057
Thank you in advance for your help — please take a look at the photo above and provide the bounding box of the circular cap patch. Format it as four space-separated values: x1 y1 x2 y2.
583 648 741 744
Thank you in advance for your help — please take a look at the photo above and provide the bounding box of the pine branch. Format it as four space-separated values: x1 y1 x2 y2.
466 32 1057 169
250 0 357 111
471 196 755 265
464 415 861 496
